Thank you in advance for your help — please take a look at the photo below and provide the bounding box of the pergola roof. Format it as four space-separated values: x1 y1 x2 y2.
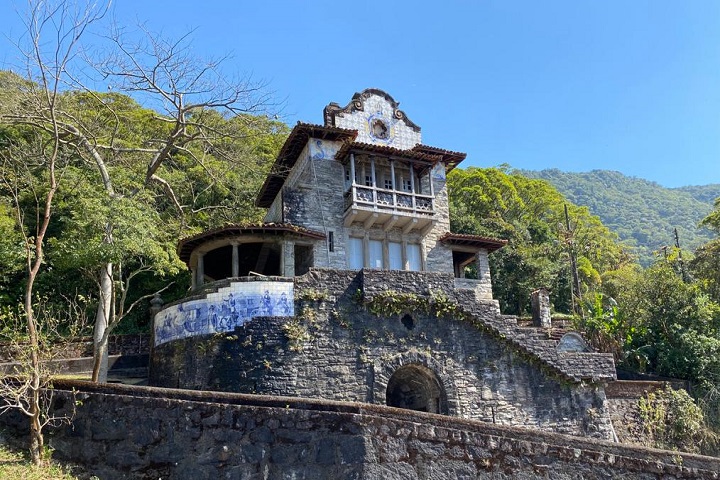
439 232 507 253
177 223 326 264
410 145 466 171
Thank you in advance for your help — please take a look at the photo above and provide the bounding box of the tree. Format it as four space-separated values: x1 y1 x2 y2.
615 253 720 376
447 166 629 315
0 0 106 459
1 0 276 382
692 197 720 304
0 127 60 464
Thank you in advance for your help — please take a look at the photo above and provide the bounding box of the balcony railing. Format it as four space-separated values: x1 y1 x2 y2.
344 185 435 216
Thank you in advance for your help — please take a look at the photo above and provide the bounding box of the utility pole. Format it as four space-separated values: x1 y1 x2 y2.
674 228 688 283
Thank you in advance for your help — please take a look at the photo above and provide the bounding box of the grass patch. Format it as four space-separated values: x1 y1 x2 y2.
0 443 89 479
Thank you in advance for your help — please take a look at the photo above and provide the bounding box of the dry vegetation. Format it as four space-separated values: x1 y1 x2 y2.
0 442 91 479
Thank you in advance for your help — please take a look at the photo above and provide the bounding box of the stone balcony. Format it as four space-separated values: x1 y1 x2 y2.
343 185 435 232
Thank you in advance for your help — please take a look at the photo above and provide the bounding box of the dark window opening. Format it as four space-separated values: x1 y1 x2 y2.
386 364 447 414
401 314 414 330
294 244 314 276
451 250 476 279
328 231 334 252
204 242 282 281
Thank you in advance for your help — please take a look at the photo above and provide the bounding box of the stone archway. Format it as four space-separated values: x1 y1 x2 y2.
386 364 447 414
372 351 459 416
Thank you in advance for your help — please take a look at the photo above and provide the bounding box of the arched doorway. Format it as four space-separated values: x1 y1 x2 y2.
386 364 447 414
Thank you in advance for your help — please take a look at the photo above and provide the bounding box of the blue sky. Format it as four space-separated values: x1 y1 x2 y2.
2 1 719 187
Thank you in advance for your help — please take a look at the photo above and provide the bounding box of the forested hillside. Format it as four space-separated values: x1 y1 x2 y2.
448 167 631 315
521 169 720 265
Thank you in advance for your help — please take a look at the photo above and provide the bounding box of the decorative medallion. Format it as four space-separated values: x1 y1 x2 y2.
367 111 395 144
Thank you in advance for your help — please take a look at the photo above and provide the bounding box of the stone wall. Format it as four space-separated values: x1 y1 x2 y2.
421 163 454 273
0 334 149 363
279 139 349 270
2 381 719 480
151 269 615 440
605 381 668 446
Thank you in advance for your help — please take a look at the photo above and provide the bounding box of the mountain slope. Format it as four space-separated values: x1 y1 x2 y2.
521 169 720 265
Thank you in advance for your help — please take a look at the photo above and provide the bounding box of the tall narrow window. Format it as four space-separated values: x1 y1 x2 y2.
406 244 422 271
365 175 373 187
328 231 335 252
348 237 364 269
388 242 403 270
368 240 383 269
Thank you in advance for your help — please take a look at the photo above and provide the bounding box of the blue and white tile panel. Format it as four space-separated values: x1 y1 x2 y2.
153 281 294 346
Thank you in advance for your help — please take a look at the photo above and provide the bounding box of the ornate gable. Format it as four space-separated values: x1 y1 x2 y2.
323 88 422 150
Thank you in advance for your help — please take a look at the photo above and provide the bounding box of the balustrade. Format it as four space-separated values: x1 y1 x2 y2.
344 185 434 216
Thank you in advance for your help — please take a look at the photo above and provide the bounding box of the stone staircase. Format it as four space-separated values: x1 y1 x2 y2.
449 288 616 383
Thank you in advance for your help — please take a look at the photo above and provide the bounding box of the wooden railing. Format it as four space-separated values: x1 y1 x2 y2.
344 185 434 215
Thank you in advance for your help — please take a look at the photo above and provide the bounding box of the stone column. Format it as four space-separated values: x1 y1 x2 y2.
196 252 205 288
231 242 239 278
350 153 356 185
475 249 492 299
282 240 295 277
531 288 551 328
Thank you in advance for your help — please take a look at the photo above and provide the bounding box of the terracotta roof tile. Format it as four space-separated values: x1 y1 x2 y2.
439 232 507 252
177 223 325 264
334 142 444 164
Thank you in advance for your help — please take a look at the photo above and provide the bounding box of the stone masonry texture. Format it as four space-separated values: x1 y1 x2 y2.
2 381 719 480
151 269 616 440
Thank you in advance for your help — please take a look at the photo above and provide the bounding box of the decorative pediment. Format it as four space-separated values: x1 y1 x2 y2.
324 89 422 149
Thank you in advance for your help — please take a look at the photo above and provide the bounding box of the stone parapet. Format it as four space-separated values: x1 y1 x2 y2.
2 381 717 480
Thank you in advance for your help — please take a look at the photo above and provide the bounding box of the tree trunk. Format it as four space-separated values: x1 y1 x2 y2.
29 391 43 465
92 262 112 382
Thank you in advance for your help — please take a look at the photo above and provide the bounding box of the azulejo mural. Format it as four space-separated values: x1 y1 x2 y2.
310 139 339 160
153 281 294 346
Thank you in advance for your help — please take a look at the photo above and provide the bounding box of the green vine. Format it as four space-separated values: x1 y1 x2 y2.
351 288 364 304
297 288 330 302
364 289 468 320
366 291 425 317
298 305 318 325
330 307 351 328
281 318 310 352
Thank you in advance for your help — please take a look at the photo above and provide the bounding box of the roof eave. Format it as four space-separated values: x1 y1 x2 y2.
255 123 357 208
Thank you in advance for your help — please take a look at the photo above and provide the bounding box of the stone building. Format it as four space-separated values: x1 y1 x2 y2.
150 89 618 440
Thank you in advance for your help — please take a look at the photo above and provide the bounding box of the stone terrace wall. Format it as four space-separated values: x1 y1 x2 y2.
151 269 614 439
2 382 719 480
605 381 669 446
